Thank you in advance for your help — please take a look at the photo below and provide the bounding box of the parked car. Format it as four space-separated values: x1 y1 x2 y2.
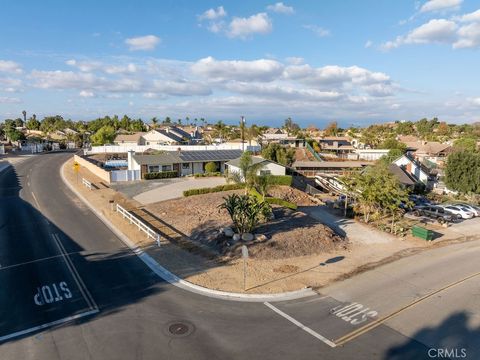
438 205 474 219
412 205 455 224
451 203 480 217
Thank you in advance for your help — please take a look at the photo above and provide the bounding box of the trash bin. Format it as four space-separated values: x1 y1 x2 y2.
411 225 434 240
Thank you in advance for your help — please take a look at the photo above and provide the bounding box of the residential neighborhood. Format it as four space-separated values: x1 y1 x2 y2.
2 1 480 359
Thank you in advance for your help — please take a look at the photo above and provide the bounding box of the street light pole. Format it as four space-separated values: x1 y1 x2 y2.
241 116 245 152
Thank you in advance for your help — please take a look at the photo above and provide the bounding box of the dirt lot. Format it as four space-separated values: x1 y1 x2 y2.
64 157 479 294
145 188 346 260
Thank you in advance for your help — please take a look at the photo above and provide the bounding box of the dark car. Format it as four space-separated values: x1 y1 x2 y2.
412 205 455 224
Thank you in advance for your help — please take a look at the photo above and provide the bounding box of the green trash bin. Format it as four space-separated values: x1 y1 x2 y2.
411 225 434 240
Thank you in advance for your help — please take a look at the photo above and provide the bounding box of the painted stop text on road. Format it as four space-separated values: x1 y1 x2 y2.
34 282 72 306
331 302 378 325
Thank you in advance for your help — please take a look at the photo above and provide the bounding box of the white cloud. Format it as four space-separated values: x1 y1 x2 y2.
228 13 272 38
364 40 373 48
382 8 480 50
0 60 22 74
303 25 331 38
266 2 294 14
0 96 21 103
420 0 462 13
79 90 95 98
285 57 304 65
125 35 161 51
191 56 283 81
382 19 457 49
198 6 227 20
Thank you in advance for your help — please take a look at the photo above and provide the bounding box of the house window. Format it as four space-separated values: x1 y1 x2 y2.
260 170 272 176
148 165 159 173
182 163 190 169
162 165 172 172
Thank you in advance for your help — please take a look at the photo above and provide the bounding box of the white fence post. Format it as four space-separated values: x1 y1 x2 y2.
115 203 161 246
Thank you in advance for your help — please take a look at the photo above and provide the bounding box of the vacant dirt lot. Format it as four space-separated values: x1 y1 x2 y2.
145 189 346 260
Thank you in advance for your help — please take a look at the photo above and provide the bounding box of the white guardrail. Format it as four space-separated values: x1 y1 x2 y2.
116 203 161 246
82 178 93 190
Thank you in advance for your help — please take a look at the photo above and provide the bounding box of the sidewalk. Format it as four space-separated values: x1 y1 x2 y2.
302 206 396 244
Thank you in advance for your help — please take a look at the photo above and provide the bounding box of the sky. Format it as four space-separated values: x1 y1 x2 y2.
0 0 480 127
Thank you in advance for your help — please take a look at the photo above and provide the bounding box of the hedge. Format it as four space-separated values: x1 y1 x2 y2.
144 171 178 180
193 172 223 178
268 175 293 186
183 183 245 197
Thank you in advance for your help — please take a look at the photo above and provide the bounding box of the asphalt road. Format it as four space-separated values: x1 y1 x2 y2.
0 152 477 359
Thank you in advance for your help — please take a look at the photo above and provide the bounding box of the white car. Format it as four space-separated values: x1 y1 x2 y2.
452 203 480 217
440 205 474 219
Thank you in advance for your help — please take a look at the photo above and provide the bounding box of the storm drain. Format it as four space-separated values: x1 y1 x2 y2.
165 321 195 338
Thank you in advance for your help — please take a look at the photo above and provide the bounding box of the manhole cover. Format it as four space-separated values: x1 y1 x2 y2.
164 320 195 338
169 323 189 335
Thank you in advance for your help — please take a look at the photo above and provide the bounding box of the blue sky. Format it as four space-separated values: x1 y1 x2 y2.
1 0 479 127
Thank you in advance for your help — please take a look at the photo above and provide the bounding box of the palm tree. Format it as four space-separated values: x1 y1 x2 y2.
151 117 158 129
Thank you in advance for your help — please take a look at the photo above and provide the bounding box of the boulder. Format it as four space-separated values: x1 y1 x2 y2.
242 233 254 242
232 233 241 242
224 228 234 237
254 234 268 241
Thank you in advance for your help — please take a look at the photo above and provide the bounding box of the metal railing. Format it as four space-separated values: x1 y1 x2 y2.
82 178 93 190
306 142 323 162
116 204 161 246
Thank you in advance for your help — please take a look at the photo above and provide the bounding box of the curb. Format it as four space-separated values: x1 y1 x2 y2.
0 162 12 175
60 160 316 303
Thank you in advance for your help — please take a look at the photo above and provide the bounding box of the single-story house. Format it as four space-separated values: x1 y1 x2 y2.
114 132 146 145
127 149 243 178
225 156 286 180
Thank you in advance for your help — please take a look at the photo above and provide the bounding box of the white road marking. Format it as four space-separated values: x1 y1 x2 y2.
0 309 99 343
31 192 41 209
51 233 98 311
331 302 378 326
264 302 336 348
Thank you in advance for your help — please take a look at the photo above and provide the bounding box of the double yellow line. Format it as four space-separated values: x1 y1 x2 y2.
334 269 480 346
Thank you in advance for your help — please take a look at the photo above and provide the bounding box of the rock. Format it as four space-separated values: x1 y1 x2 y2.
255 234 268 241
232 233 241 242
224 228 234 237
242 233 254 241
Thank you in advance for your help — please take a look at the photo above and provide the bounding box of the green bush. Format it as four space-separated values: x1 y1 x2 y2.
144 171 178 180
205 161 217 173
194 172 222 178
183 183 245 197
268 175 293 186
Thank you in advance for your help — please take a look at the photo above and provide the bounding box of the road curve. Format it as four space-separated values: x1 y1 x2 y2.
2 152 472 360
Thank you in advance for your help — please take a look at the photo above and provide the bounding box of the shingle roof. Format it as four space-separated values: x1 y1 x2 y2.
389 164 416 186
226 156 273 168
292 161 371 168
114 132 145 143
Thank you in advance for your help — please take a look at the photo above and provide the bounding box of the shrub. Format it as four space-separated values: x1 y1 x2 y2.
183 183 245 197
205 161 217 173
268 175 293 186
194 172 222 178
144 171 178 180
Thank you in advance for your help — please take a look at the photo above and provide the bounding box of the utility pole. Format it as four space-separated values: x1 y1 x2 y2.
241 116 246 152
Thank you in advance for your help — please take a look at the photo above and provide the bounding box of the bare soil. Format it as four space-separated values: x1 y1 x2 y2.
145 190 346 260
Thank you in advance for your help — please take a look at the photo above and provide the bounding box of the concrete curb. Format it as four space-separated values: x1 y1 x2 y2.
60 160 316 303
0 162 12 174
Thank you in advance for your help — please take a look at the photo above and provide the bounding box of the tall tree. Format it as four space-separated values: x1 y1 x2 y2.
445 150 480 193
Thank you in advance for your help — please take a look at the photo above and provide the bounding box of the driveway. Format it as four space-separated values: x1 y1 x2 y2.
301 205 394 244
133 177 227 204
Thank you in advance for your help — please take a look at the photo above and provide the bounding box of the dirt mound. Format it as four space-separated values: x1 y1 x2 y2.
145 190 347 260
268 185 317 206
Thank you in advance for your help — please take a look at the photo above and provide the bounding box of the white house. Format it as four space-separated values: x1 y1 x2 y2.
393 154 435 188
225 156 286 180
